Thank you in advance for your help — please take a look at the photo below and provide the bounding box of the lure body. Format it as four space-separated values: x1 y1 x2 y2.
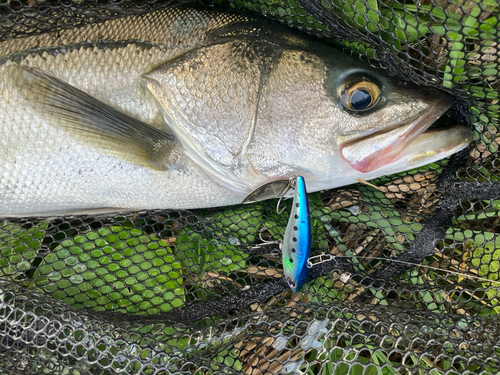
282 176 311 292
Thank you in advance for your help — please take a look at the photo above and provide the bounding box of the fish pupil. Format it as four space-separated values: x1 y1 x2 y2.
350 89 372 110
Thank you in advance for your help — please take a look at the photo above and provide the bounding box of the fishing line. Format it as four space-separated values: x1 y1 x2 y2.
307 252 500 285
119 248 497 324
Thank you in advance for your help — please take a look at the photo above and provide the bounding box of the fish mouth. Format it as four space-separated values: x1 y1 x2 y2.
340 96 456 173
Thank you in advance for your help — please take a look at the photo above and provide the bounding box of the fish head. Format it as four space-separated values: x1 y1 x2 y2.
244 43 470 193
324 64 453 174
144 35 471 198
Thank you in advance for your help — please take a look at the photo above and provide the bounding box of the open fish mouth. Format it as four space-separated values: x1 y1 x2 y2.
340 96 459 173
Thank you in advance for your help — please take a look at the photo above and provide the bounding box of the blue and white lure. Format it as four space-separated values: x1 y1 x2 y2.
244 175 312 292
279 176 311 292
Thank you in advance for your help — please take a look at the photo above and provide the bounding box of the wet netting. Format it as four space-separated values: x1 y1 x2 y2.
1 0 500 374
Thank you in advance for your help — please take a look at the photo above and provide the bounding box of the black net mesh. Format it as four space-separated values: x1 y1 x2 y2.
0 0 499 374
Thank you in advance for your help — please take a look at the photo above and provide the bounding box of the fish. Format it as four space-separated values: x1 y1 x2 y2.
281 176 311 292
0 6 472 217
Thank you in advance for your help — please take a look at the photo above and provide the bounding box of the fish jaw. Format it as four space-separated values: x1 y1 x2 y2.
379 125 472 171
340 95 453 173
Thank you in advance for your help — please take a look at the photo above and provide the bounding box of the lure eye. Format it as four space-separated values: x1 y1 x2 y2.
286 276 296 290
339 80 381 111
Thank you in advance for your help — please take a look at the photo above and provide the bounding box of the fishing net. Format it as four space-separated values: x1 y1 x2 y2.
0 0 499 374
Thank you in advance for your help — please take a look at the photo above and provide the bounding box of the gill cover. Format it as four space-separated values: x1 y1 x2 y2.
144 40 281 194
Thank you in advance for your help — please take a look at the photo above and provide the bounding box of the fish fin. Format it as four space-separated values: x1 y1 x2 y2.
242 179 290 204
143 40 281 194
12 66 173 170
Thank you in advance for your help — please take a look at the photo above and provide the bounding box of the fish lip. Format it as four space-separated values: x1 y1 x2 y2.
385 124 471 168
340 95 453 173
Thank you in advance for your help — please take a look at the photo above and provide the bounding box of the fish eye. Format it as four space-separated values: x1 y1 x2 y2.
339 79 381 112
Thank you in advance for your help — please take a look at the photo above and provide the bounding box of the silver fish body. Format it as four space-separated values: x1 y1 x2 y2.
0 7 471 217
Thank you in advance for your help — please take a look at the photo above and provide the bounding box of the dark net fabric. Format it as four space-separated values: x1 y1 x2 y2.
0 0 499 374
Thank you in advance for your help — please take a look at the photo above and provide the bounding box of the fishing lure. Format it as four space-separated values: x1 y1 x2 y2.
245 175 312 292
281 176 311 292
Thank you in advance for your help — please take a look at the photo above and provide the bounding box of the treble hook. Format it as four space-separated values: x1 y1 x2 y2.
258 228 282 246
276 176 297 215
249 227 282 252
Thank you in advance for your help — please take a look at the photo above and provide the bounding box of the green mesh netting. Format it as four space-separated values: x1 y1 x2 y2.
0 0 499 374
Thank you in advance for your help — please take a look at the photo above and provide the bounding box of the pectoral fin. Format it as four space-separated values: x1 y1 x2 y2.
11 66 173 170
242 178 290 204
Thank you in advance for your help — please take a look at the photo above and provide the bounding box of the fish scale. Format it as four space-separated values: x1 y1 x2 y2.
0 6 471 216
282 176 311 292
